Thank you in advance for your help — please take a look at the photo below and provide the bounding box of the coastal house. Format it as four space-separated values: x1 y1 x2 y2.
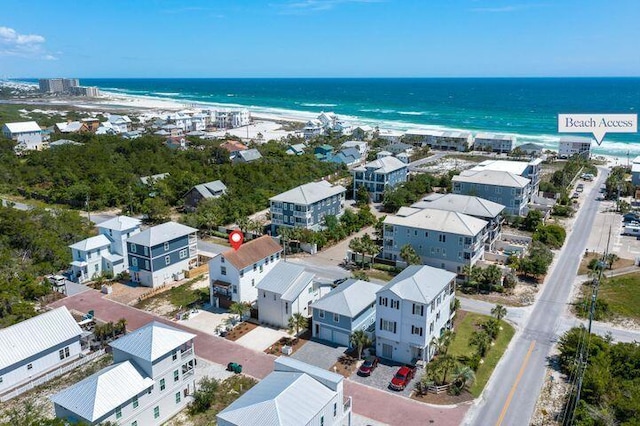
140 173 170 186
403 129 472 151
107 115 132 133
55 121 89 134
269 180 346 233
340 141 368 159
303 120 324 139
69 216 142 283
352 156 408 202
51 321 197 426
217 357 352 426
469 159 542 198
411 194 505 250
209 235 283 305
127 222 198 288
473 133 516 154
330 147 362 167
2 121 43 151
49 139 84 148
233 148 263 163
310 279 380 347
377 129 404 143
349 125 374 140
375 265 456 364
376 150 393 160
0 307 83 396
167 113 193 132
80 117 101 132
633 163 640 186
516 143 544 157
219 140 248 155
314 144 333 161
256 261 317 329
286 143 306 155
452 169 531 216
559 136 592 159
183 180 227 211
210 109 250 129
383 141 414 155
382 208 487 274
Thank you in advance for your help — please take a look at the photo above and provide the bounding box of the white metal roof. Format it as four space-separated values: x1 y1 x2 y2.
270 180 346 206
474 132 516 142
352 156 407 174
126 221 197 247
559 136 593 144
632 163 640 173
310 279 381 317
0 307 83 370
453 170 530 188
50 361 154 422
97 215 141 232
471 160 529 176
378 265 456 304
109 321 195 362
3 121 41 133
69 234 112 252
414 193 505 219
256 261 315 301
384 208 488 236
192 180 228 199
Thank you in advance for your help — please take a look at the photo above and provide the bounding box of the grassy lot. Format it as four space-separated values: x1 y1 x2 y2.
448 311 515 397
577 253 635 275
598 272 640 321
362 268 396 282
135 275 208 316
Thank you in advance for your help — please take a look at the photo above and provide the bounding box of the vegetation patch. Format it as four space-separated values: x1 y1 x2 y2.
575 272 640 322
577 252 635 275
224 321 259 342
135 276 208 317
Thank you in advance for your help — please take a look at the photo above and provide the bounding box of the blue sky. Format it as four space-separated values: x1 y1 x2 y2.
1 0 639 78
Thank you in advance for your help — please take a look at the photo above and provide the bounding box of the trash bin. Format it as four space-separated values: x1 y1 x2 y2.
227 362 242 374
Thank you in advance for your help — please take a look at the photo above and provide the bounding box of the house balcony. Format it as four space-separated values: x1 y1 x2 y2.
188 234 197 244
293 210 311 218
183 368 194 379
343 396 352 414
271 207 283 214
181 347 194 359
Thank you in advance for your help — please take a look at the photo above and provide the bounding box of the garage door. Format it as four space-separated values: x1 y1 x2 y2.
333 331 350 347
319 325 332 342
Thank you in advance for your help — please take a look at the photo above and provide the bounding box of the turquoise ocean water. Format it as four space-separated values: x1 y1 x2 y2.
24 78 640 156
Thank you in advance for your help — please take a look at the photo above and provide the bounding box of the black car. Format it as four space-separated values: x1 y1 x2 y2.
332 277 348 288
357 355 379 376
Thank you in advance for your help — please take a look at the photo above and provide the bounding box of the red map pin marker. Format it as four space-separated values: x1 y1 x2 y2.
229 230 243 250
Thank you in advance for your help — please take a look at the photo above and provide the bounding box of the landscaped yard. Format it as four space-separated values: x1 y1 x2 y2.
577 253 635 275
598 272 640 321
224 321 259 341
448 311 515 397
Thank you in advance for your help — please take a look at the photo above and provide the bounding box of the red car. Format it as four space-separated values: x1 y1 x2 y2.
389 365 416 391
357 356 379 376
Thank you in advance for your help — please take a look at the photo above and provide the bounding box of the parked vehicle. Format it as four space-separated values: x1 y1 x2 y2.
357 355 379 376
45 274 66 287
389 365 416 391
332 277 348 288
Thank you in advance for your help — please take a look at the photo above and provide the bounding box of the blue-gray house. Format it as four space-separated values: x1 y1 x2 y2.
310 279 381 346
127 222 198 288
351 156 408 202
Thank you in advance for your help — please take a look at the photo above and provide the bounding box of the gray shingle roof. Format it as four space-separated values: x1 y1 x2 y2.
0 307 82 370
270 180 346 206
192 180 227 199
256 262 315 301
377 265 456 304
310 279 381 317
126 222 197 247
50 361 154 422
384 208 487 236
413 193 505 219
108 321 195 362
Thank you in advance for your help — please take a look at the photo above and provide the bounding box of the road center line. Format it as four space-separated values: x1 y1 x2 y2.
495 340 536 426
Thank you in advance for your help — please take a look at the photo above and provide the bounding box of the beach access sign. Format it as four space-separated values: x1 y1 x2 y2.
558 113 637 145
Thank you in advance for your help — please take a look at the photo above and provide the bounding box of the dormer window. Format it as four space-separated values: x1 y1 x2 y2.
164 242 170 251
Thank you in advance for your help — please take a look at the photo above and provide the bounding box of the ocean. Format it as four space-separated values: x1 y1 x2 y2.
23 77 640 156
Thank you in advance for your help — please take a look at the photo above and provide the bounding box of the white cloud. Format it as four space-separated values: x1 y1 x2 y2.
0 26 54 59
469 4 542 13
278 0 383 14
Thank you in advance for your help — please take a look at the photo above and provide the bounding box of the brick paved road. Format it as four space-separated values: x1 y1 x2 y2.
51 290 468 425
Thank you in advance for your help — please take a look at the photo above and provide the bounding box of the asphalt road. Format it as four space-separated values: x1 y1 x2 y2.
464 168 610 426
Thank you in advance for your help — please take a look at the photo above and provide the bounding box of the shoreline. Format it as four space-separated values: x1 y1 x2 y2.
3 80 638 158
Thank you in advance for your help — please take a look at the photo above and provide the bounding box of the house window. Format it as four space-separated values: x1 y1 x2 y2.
260 265 263 273
179 249 187 259
252 279 255 287
412 304 424 316
164 242 170 251
145 260 150 269
308 287 313 294
221 266 227 276
285 303 289 314
253 264 257 271
160 379 166 391
380 319 396 333
116 407 122 419
172 351 178 361
333 313 339 323
321 416 324 426
131 257 138 267
263 291 266 298
27 363 32 370
133 395 139 408
144 246 149 256
439 234 446 243
378 296 388 307
436 312 441 321
233 285 237 294
319 310 325 319
411 325 424 336
425 232 429 237
130 244 136 253
240 270 244 278
391 299 400 309
175 392 181 404
94 264 99 272
334 402 337 416
174 370 179 382
165 256 171 265
58 347 70 360
154 406 160 419
0 377 3 384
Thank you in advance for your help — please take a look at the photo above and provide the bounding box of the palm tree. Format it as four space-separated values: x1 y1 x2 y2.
452 364 476 392
287 312 308 338
278 227 293 259
450 297 461 313
116 318 127 335
348 237 365 269
349 329 372 359
483 318 500 339
399 244 422 266
605 253 619 270
229 302 249 323
470 330 492 357
433 354 459 385
361 234 379 268
491 304 508 321
430 329 455 357
483 265 502 288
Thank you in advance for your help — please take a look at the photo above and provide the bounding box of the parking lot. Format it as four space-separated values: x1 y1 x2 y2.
349 356 420 398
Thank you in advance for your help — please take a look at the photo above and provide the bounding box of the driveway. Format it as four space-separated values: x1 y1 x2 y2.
177 307 234 335
350 357 417 398
235 326 289 352
64 280 90 297
290 338 348 370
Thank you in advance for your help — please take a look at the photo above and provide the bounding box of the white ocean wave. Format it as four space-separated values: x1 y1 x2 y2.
398 111 427 116
152 92 180 96
301 103 338 107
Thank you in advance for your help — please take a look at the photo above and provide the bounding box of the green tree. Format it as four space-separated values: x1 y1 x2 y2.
470 330 492 357
287 312 308 337
141 197 171 224
350 329 372 359
491 304 507 321
355 185 370 207
399 244 422 265
229 302 249 323
348 236 365 269
451 364 476 395
482 318 500 340
522 210 543 232
189 377 220 414
360 233 379 268
431 329 455 356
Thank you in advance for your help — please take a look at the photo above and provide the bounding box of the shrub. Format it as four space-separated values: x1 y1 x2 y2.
533 224 566 249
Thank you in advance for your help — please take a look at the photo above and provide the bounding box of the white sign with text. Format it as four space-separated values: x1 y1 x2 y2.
558 113 637 145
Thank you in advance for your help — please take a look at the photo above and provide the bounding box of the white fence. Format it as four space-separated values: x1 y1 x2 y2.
0 349 106 402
